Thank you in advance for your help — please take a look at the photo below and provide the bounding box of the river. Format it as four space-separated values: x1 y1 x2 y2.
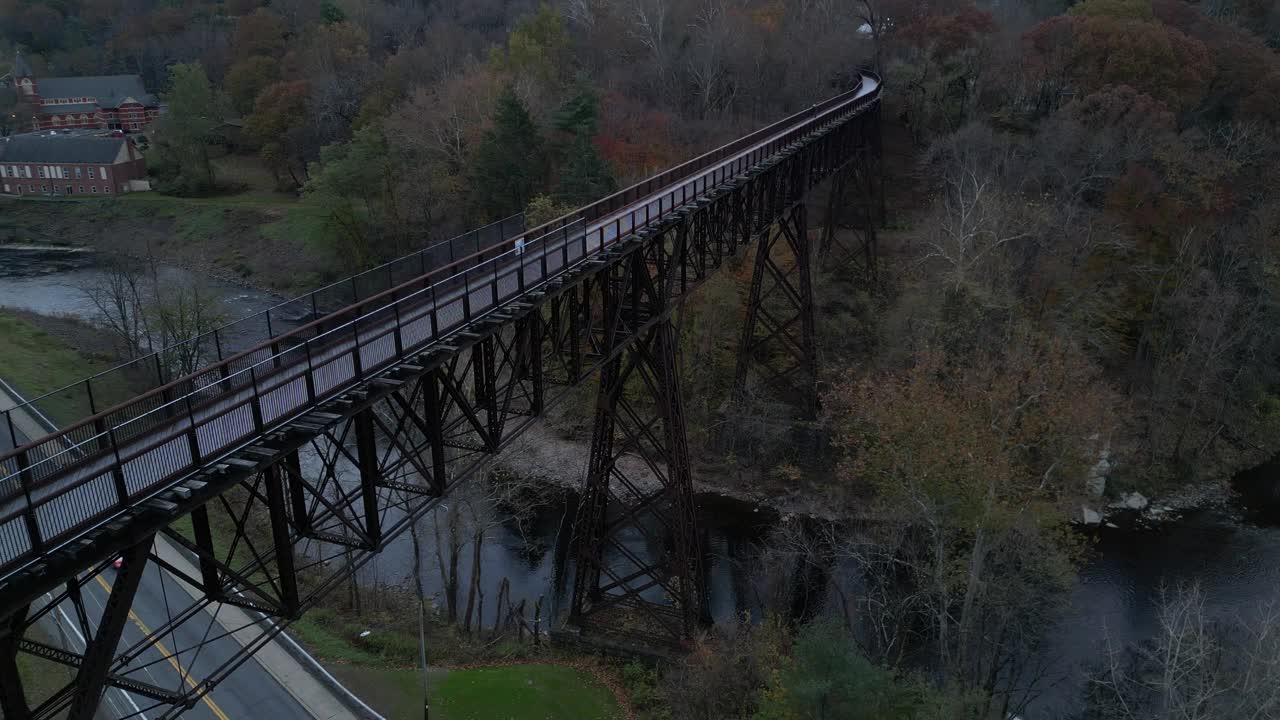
4 244 1279 716
0 244 284 331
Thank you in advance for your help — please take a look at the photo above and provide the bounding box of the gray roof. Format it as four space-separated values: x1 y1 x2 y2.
0 134 127 164
37 103 99 115
35 75 157 109
12 53 33 78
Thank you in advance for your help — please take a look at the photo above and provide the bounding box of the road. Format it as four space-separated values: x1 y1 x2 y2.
1 376 341 719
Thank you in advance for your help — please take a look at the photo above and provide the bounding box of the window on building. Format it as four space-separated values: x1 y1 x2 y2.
28 184 34 192
88 168 95 179
104 185 110 193
75 167 82 179
79 185 85 193
41 185 47 193
37 167 45 178
91 186 98 193
62 167 70 178
65 185 72 195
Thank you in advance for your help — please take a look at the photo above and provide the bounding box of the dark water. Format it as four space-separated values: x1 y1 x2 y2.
1027 472 1280 716
356 484 777 626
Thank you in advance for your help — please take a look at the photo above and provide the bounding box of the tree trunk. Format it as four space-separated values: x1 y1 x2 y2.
462 528 483 633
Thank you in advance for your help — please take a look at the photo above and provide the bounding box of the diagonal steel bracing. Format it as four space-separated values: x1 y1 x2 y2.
735 203 819 417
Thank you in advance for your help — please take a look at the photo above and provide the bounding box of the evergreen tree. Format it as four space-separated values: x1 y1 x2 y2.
154 62 226 194
553 76 600 136
551 77 615 206
556 132 615 206
471 87 544 221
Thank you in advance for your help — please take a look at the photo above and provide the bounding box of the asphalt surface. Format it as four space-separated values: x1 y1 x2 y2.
77 562 312 720
2 377 318 719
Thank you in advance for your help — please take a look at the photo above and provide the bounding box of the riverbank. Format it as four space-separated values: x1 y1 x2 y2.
0 193 341 296
0 308 141 429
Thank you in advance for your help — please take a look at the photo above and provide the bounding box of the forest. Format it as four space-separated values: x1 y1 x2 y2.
4 0 1280 718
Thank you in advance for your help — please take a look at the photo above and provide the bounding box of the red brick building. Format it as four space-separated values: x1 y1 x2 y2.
0 132 148 196
9 53 160 133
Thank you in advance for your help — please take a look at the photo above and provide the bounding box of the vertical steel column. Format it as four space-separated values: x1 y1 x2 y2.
819 168 849 261
525 314 545 415
285 450 311 535
474 340 501 450
191 505 223 597
353 409 383 547
67 538 150 720
422 370 448 495
264 464 301 617
0 604 30 719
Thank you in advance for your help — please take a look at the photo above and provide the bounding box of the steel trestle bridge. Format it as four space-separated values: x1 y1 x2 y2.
0 73 883 718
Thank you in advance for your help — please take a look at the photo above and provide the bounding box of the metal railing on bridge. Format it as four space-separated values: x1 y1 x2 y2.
0 74 880 577
0 214 527 451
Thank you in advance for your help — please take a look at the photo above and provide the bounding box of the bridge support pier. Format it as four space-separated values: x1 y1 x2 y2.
819 112 883 286
734 202 819 417
569 318 709 643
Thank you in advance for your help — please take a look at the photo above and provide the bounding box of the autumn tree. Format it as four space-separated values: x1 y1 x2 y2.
827 330 1115 713
225 55 279 116
1021 9 1211 117
232 7 288 58
245 80 312 187
382 65 499 240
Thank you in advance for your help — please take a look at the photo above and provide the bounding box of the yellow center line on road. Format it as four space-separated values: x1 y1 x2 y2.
94 574 232 720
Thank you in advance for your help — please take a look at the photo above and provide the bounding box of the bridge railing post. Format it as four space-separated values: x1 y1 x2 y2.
391 292 404 358
106 426 129 507
184 394 201 465
351 318 364 379
429 285 440 338
462 273 472 321
15 450 44 553
303 340 317 402
249 367 265 433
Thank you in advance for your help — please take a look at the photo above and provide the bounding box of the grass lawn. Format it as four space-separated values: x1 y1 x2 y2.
330 663 623 720
0 310 136 426
16 624 75 707
433 664 622 720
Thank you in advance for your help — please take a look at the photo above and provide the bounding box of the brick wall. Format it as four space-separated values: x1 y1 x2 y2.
0 158 147 196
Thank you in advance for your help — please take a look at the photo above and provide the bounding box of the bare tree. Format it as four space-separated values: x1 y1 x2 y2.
1088 584 1280 719
82 256 151 359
